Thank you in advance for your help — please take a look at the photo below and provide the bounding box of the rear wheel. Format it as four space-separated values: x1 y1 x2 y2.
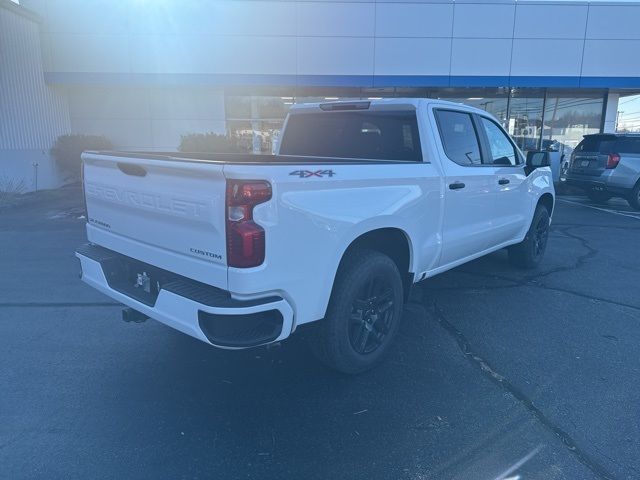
586 189 612 204
509 206 550 269
309 249 404 374
628 182 640 211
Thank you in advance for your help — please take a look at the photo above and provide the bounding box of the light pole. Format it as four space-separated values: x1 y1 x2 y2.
616 110 623 131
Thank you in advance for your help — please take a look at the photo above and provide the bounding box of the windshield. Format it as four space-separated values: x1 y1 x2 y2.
279 110 422 162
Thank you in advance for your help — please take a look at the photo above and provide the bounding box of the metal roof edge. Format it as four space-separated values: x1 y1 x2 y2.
0 0 40 23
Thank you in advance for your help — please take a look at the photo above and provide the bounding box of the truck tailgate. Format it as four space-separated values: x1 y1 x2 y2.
82 152 228 288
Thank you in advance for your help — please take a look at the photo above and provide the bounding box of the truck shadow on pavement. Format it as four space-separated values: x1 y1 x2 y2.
88 239 604 480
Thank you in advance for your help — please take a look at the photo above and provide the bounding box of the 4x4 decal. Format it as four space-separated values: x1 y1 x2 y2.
289 169 336 178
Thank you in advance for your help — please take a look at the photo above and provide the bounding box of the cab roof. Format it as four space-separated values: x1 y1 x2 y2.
288 98 489 116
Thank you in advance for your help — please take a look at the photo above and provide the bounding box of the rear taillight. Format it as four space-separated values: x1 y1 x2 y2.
606 153 621 169
225 180 272 268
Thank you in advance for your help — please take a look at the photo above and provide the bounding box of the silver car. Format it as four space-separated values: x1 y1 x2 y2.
564 133 640 210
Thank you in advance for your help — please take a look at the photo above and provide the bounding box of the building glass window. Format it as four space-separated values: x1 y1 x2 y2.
226 120 253 152
258 97 289 119
225 96 291 154
541 93 604 157
436 88 509 127
225 96 252 120
222 89 607 157
507 89 545 155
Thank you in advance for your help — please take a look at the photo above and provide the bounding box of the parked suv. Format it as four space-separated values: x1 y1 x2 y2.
565 133 640 210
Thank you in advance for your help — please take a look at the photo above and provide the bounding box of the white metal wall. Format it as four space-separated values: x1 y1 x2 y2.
0 0 70 192
19 0 640 86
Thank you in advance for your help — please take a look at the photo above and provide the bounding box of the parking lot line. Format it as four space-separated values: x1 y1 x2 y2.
558 198 640 221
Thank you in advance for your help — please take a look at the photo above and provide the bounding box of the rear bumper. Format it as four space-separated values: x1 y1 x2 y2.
564 176 631 196
76 244 294 348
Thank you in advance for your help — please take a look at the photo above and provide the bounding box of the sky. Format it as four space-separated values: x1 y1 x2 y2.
618 96 640 132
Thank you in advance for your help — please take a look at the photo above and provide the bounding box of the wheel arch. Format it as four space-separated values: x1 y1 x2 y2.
338 227 414 301
537 192 555 216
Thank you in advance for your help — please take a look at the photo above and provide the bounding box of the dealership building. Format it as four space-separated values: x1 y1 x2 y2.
2 0 640 191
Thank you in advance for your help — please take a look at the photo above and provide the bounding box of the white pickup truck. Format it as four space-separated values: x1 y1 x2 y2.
77 99 554 373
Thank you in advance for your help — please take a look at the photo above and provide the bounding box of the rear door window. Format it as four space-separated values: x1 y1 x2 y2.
434 110 482 166
615 137 640 154
279 111 422 161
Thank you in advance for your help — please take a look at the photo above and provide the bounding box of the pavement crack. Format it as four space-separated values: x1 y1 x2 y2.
454 224 599 288
448 224 640 312
520 225 599 283
431 301 619 480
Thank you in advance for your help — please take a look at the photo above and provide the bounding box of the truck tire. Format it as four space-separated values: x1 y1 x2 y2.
508 205 550 270
309 249 404 374
586 189 612 204
628 182 640 211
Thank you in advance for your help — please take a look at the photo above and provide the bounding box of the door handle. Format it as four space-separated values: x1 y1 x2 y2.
498 178 510 185
449 181 466 190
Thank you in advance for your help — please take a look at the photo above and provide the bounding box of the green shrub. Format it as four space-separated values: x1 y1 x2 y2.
179 132 246 153
51 134 112 179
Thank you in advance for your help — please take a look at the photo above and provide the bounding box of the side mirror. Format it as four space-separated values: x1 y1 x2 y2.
525 150 550 172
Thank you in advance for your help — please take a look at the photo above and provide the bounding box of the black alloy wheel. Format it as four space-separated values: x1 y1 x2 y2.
532 213 549 261
508 205 551 269
309 249 404 374
348 275 396 355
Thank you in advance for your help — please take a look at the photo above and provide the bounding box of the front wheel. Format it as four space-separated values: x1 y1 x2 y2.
509 206 551 269
309 249 404 374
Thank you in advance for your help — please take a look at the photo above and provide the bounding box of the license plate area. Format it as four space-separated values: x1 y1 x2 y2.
101 256 178 306
581 160 590 167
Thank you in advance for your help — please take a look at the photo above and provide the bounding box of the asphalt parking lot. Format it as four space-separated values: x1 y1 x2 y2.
1 187 639 480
